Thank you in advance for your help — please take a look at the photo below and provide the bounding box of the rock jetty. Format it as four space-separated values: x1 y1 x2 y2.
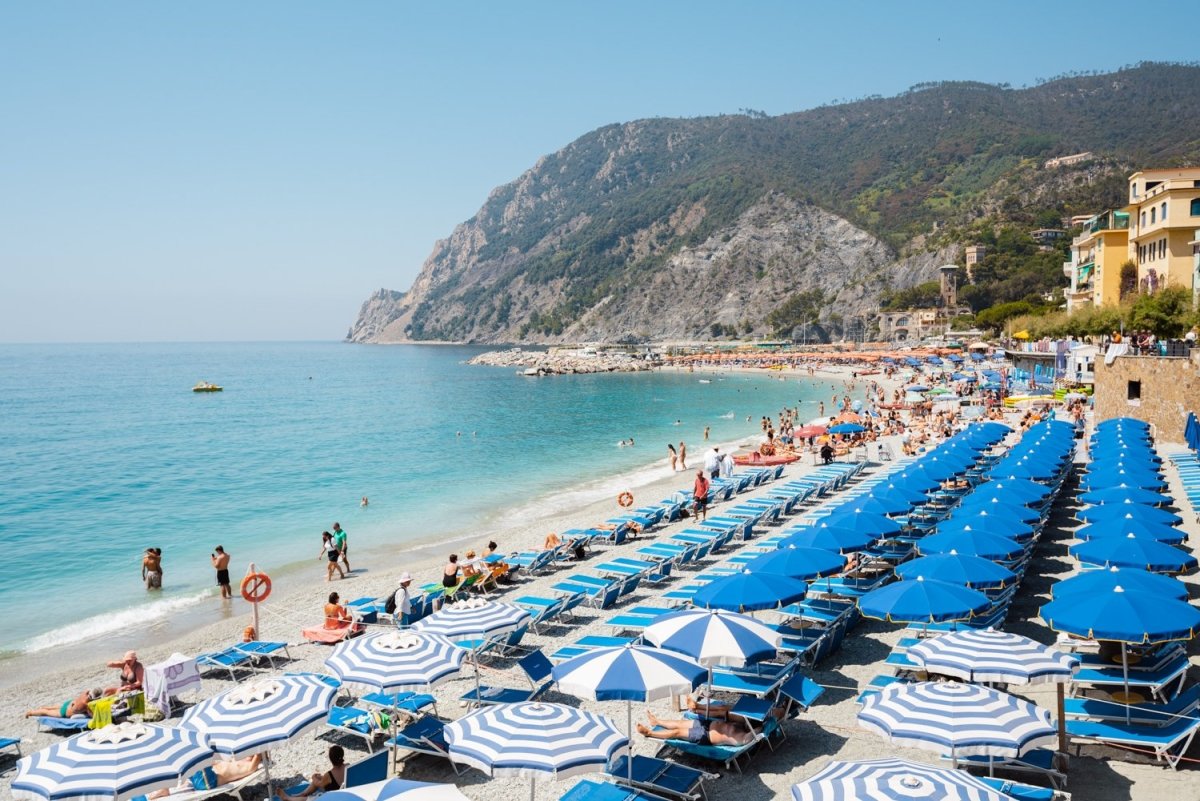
468 348 656 375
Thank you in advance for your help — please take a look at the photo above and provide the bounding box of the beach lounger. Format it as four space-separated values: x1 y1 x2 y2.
549 636 637 662
1067 714 1200 769
976 778 1065 801
1063 683 1200 726
650 713 779 773
326 700 434 749
561 779 674 801
460 650 554 708
708 658 797 699
0 737 18 758
277 750 388 800
196 645 261 680
1069 652 1189 702
387 715 462 772
950 749 1067 789
606 755 717 801
36 716 91 733
358 690 438 718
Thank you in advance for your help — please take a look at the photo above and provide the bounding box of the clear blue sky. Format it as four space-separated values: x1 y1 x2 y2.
1 1 1192 342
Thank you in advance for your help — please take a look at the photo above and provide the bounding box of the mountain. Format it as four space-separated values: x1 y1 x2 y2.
348 63 1200 344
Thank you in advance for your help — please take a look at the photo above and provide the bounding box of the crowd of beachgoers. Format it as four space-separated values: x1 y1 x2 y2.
4 357 1199 801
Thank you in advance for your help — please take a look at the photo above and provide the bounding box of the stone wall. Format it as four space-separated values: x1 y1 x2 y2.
1093 352 1200 442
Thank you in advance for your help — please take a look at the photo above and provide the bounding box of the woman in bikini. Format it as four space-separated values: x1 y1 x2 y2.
102 650 144 696
323 592 353 632
280 746 346 800
317 531 345 581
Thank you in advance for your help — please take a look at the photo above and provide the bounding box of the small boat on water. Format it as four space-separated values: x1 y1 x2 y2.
193 381 223 392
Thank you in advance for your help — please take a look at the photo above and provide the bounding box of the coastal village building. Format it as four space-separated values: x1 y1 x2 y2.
877 309 940 342
1125 167 1200 301
1044 152 1093 170
1030 228 1067 250
1063 210 1130 311
964 245 986 281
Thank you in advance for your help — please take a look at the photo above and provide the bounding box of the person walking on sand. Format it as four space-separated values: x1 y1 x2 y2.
678 441 688 471
318 531 345 581
692 470 710 521
332 522 350 573
142 548 162 590
667 443 678 471
211 546 232 599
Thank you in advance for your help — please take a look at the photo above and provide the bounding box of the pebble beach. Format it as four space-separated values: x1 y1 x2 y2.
3 364 1197 801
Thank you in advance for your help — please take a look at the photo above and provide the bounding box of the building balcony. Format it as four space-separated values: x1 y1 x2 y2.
1085 211 1130 234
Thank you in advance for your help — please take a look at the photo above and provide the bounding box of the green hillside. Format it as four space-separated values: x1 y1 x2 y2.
397 63 1200 341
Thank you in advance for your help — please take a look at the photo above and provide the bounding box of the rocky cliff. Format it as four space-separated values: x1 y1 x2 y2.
346 64 1200 344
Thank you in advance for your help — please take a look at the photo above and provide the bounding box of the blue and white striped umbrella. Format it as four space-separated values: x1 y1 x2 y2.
642 608 781 667
858 682 1057 762
791 757 1012 801
444 702 628 787
181 674 338 756
411 599 531 643
551 644 705 702
321 778 470 801
326 631 466 691
11 722 213 801
905 629 1079 685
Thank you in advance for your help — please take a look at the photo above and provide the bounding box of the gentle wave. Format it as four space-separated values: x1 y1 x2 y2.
21 589 215 654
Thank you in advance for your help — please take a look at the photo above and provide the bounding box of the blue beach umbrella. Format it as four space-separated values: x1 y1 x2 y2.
746 544 848 577
1096 417 1150 430
906 629 1078 686
940 510 1036 542
779 526 875 554
642 608 781 667
1081 469 1167 492
1075 518 1186 545
876 480 933 504
552 643 705 781
444 702 628 800
1076 504 1182 527
325 631 467 692
1042 587 1200 642
906 385 930 393
828 422 865 435
918 529 1026 562
895 553 1016 590
1078 486 1171 507
1069 534 1197 574
895 465 943 491
181 674 339 757
955 496 1042 523
690 570 809 612
985 478 1051 505
1185 412 1200 452
319 779 470 801
821 507 904 534
11 723 213 801
791 757 1012 801
858 682 1056 765
1051 566 1188 603
858 577 992 624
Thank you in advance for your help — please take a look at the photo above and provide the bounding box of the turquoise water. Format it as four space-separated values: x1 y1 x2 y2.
0 343 835 655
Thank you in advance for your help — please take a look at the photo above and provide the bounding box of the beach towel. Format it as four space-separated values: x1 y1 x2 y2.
88 697 115 730
301 623 360 644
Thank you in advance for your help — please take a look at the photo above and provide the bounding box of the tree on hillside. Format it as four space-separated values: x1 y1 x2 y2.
1119 261 1138 300
767 290 827 338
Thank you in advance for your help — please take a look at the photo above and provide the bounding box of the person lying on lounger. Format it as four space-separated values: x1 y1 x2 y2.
278 745 346 799
25 688 100 719
147 753 263 797
636 696 768 747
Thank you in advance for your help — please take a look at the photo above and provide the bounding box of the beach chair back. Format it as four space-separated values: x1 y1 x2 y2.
779 674 826 714
518 650 554 685
596 583 622 610
344 750 388 786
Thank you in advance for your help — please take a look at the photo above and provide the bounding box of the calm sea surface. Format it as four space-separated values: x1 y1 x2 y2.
0 342 835 656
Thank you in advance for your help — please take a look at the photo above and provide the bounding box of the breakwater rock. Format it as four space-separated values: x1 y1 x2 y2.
468 348 656 375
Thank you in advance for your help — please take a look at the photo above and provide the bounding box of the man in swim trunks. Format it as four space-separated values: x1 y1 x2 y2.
147 753 264 797
332 522 350 573
692 470 710 521
636 702 755 747
25 688 100 719
142 548 162 589
212 545 232 599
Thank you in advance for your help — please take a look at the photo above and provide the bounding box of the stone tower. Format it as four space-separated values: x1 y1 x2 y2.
939 264 959 308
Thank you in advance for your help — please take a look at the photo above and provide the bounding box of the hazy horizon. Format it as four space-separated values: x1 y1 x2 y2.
3 1 1195 343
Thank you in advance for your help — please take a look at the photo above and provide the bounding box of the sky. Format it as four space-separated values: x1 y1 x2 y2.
1 1 1195 343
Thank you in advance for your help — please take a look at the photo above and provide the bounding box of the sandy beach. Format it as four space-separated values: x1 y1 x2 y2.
3 365 1196 801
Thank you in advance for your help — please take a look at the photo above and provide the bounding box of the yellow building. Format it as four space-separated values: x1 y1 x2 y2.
1125 168 1200 297
1065 210 1130 310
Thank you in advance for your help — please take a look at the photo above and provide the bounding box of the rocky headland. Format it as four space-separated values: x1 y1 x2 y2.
467 348 655 375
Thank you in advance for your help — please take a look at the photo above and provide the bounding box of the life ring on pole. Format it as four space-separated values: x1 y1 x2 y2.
617 491 634 508
241 572 272 604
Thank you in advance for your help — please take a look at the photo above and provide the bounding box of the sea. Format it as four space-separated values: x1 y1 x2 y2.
0 342 843 673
